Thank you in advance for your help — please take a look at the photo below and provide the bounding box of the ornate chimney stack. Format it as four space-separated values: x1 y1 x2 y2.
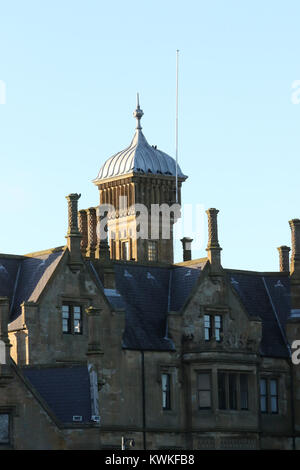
66 193 82 271
206 208 222 271
180 237 193 262
289 219 300 311
289 219 300 274
277 245 290 273
86 208 97 259
78 209 88 256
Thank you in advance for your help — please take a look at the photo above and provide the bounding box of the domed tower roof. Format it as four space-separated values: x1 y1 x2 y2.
93 95 186 183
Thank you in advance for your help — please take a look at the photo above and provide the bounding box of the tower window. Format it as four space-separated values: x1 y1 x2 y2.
121 241 130 260
148 241 158 261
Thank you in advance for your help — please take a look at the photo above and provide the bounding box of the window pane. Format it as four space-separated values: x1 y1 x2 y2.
270 379 277 396
62 319 69 333
271 396 278 414
62 306 70 333
122 241 129 260
260 396 267 413
260 378 267 394
198 391 211 408
229 374 237 410
198 373 211 409
215 315 222 342
198 373 210 390
240 375 248 410
204 315 211 341
218 372 226 409
0 414 9 444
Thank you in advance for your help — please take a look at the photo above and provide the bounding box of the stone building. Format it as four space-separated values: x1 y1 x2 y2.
0 100 300 450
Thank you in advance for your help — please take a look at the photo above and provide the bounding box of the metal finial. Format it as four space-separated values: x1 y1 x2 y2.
133 92 144 130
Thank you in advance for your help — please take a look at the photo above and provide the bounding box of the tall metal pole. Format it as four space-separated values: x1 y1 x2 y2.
175 49 179 203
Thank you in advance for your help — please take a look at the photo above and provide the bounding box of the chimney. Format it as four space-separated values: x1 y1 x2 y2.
289 219 300 275
180 237 193 262
86 208 97 259
78 209 88 256
96 206 110 261
277 245 290 273
289 219 300 312
206 208 222 271
65 193 82 271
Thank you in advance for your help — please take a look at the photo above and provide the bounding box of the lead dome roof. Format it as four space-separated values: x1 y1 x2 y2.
93 97 186 183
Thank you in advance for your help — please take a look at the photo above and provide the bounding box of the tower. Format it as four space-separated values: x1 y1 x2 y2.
93 96 187 264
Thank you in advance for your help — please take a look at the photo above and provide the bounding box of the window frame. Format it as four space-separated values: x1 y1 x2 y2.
197 371 212 410
217 371 250 411
62 303 83 335
260 377 279 415
203 313 223 342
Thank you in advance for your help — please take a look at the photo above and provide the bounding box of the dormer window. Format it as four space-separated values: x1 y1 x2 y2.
204 314 222 342
62 304 83 335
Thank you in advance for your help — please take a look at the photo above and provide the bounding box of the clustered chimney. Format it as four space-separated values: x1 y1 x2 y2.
78 209 88 254
66 193 82 271
180 237 193 262
206 208 222 271
277 245 290 273
289 219 300 275
86 207 97 259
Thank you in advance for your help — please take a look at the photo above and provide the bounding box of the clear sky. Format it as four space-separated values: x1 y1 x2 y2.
0 0 300 271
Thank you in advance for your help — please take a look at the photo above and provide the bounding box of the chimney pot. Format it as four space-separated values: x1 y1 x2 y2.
180 237 193 262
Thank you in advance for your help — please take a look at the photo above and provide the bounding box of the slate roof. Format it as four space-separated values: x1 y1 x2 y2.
91 262 202 351
22 365 92 424
2 249 65 330
227 270 291 358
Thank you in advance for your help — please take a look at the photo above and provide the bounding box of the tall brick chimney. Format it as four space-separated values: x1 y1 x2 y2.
78 209 88 256
65 193 82 272
206 208 222 271
86 207 97 259
180 237 193 262
277 245 290 273
289 219 300 312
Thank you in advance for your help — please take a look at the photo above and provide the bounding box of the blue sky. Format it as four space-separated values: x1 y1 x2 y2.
0 0 300 270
